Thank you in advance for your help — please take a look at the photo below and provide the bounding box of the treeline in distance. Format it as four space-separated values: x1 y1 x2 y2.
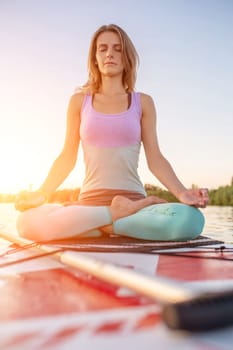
0 179 233 206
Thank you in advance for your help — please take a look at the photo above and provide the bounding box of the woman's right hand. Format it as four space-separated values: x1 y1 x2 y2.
15 191 48 212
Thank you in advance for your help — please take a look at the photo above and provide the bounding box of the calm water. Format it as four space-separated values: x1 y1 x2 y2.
200 205 233 242
0 203 232 243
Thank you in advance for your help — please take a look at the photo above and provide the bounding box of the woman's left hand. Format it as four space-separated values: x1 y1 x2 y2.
178 188 209 208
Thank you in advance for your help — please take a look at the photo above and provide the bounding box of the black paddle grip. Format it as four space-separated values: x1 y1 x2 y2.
162 290 233 331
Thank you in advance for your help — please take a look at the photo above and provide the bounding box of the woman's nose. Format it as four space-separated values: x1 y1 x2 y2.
106 48 113 58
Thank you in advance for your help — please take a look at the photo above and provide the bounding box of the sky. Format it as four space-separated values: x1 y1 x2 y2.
0 0 232 193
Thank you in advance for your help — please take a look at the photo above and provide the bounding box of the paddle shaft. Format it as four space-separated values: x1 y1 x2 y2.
0 231 197 303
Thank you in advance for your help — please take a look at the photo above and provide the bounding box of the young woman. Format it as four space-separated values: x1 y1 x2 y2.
15 24 209 242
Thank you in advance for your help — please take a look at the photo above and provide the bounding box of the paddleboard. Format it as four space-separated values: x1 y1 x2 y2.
0 232 232 350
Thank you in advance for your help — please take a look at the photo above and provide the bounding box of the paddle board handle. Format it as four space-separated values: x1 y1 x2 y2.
162 289 233 331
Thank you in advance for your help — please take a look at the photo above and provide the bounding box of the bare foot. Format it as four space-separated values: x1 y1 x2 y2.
100 224 114 235
109 195 166 222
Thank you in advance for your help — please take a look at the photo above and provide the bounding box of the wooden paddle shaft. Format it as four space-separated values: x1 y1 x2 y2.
0 231 198 303
61 250 198 303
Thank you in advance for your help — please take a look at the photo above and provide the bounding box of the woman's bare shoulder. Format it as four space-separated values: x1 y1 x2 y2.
70 91 86 107
67 91 86 115
138 92 156 111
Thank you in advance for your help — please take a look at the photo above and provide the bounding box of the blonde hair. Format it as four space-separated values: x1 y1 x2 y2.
81 24 139 94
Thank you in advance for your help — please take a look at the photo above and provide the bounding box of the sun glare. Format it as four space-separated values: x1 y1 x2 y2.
0 151 34 194
0 109 43 194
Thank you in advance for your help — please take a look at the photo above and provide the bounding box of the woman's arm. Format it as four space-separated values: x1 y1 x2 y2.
39 93 83 195
141 93 208 207
15 93 84 211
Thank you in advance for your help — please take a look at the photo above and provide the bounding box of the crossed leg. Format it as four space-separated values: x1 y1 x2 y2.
17 196 204 242
113 202 205 241
17 196 158 241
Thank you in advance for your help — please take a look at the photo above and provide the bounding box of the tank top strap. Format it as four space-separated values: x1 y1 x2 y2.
80 94 92 118
131 92 142 117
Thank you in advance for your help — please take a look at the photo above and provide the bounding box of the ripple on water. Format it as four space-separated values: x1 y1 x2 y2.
201 206 233 242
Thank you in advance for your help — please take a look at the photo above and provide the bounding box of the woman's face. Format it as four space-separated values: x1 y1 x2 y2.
95 31 124 78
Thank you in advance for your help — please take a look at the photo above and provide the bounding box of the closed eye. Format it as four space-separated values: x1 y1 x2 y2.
98 44 107 52
114 44 122 52
97 44 122 52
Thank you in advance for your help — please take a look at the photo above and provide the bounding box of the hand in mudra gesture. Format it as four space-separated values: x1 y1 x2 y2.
15 191 48 212
179 188 209 208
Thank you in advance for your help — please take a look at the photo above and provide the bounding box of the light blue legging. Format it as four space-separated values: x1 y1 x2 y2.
17 202 204 242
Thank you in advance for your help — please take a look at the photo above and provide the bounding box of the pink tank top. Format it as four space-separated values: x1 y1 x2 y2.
79 92 146 203
80 93 142 147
